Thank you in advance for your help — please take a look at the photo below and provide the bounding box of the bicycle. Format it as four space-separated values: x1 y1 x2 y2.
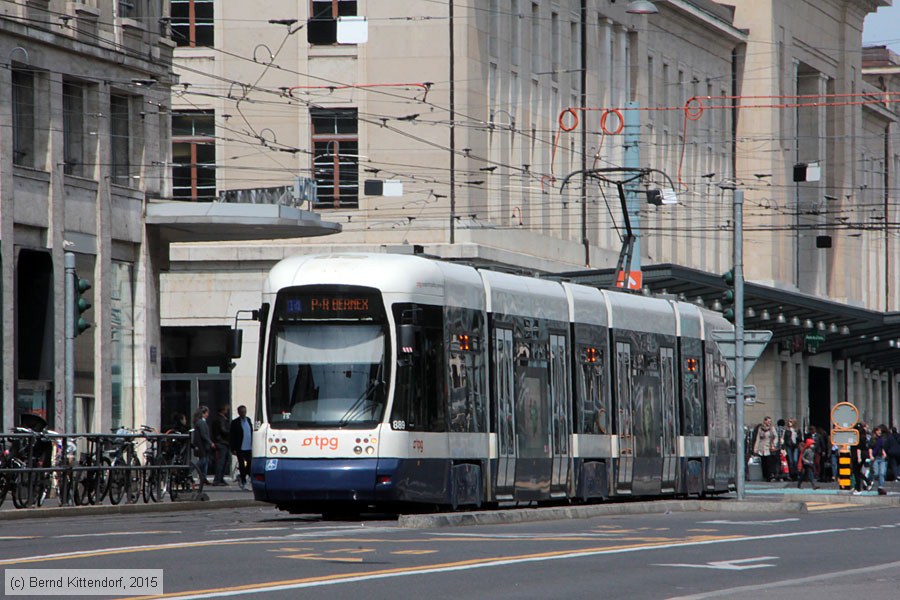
8 426 53 509
105 428 143 505
72 435 111 506
166 430 205 501
140 426 170 503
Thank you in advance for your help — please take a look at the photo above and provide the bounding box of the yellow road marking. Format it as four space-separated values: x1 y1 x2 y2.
326 548 374 554
0 540 276 566
392 550 439 555
122 535 743 600
278 553 364 563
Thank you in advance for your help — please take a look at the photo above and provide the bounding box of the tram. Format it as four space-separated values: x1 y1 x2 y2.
248 253 736 514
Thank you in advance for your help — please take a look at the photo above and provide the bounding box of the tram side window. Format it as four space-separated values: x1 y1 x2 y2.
391 304 446 432
448 307 486 433
575 325 609 435
681 352 704 436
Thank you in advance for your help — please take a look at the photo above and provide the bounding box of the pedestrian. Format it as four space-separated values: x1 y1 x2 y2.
230 405 253 491
211 404 231 486
885 426 900 482
816 427 830 482
191 406 213 484
782 418 800 481
168 412 189 434
797 438 819 490
775 419 788 481
870 424 888 495
752 416 779 482
851 422 869 495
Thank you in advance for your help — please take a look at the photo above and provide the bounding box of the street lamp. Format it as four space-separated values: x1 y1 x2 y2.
626 0 658 14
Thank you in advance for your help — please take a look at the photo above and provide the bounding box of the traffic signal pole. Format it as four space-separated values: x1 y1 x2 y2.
733 189 746 500
64 251 76 434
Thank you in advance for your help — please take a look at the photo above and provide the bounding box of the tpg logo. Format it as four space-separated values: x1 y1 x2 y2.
302 436 339 451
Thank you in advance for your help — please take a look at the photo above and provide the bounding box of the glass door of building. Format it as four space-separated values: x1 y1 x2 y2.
161 375 231 432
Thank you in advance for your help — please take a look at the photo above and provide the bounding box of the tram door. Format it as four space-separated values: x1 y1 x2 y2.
615 342 634 491
660 347 678 492
549 334 571 493
493 328 516 494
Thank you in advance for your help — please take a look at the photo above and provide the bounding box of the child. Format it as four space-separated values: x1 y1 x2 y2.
797 438 819 490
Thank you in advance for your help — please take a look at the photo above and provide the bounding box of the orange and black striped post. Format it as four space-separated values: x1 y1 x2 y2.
837 448 852 490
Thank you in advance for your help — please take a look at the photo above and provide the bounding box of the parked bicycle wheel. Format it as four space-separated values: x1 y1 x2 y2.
56 468 74 507
12 470 48 508
95 456 112 503
125 453 142 504
107 458 127 506
145 456 170 503
73 467 94 506
169 462 205 501
0 471 8 508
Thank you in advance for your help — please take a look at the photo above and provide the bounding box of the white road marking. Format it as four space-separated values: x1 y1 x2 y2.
56 531 179 538
699 518 799 525
667 559 900 599
654 556 778 570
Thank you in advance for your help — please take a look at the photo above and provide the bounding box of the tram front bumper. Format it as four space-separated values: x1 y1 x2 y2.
251 457 399 504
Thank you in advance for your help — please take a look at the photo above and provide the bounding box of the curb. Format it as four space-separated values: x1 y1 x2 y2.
0 498 261 521
398 499 809 529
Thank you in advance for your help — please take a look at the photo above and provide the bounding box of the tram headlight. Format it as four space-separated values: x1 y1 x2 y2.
353 445 363 455
269 445 278 454
365 446 375 455
280 446 288 454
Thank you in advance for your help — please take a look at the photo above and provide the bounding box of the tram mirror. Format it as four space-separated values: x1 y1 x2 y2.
227 328 243 359
399 324 416 354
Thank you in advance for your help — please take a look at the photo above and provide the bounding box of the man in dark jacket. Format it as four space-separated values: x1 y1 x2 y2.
210 404 231 486
230 405 253 491
192 406 213 484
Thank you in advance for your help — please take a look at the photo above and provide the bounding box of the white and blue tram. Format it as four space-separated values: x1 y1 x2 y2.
249 253 736 514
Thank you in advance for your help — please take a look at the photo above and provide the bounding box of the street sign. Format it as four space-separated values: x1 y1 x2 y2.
831 402 859 429
830 401 860 491
725 385 757 402
711 330 773 378
831 429 859 446
615 270 643 290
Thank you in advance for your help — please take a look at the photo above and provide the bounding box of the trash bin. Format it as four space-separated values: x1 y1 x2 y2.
747 455 763 481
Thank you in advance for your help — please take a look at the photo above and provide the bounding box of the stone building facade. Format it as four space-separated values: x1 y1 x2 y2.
0 0 173 432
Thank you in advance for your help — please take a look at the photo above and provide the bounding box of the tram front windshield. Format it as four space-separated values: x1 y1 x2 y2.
268 323 387 428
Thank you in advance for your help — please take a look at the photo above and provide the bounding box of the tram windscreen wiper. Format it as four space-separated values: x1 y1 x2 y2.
337 377 383 427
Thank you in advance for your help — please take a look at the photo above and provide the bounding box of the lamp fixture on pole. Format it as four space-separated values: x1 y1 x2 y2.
626 0 658 14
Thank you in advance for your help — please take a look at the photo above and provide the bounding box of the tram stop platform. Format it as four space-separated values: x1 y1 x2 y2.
3 475 900 523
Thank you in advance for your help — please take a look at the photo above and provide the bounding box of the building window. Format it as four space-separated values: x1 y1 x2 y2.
311 108 358 208
171 0 214 47
110 94 131 186
118 0 142 19
308 0 357 45
63 81 86 177
12 68 35 167
172 110 216 201
110 261 135 429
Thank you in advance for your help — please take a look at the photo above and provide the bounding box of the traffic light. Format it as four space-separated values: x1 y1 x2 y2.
74 274 92 336
721 269 735 322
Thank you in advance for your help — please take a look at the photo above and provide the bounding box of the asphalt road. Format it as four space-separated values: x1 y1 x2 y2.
1 503 899 599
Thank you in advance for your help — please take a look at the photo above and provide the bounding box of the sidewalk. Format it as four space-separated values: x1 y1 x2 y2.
739 474 900 504
0 477 261 521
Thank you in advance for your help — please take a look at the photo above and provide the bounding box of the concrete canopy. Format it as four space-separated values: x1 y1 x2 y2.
145 201 341 244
